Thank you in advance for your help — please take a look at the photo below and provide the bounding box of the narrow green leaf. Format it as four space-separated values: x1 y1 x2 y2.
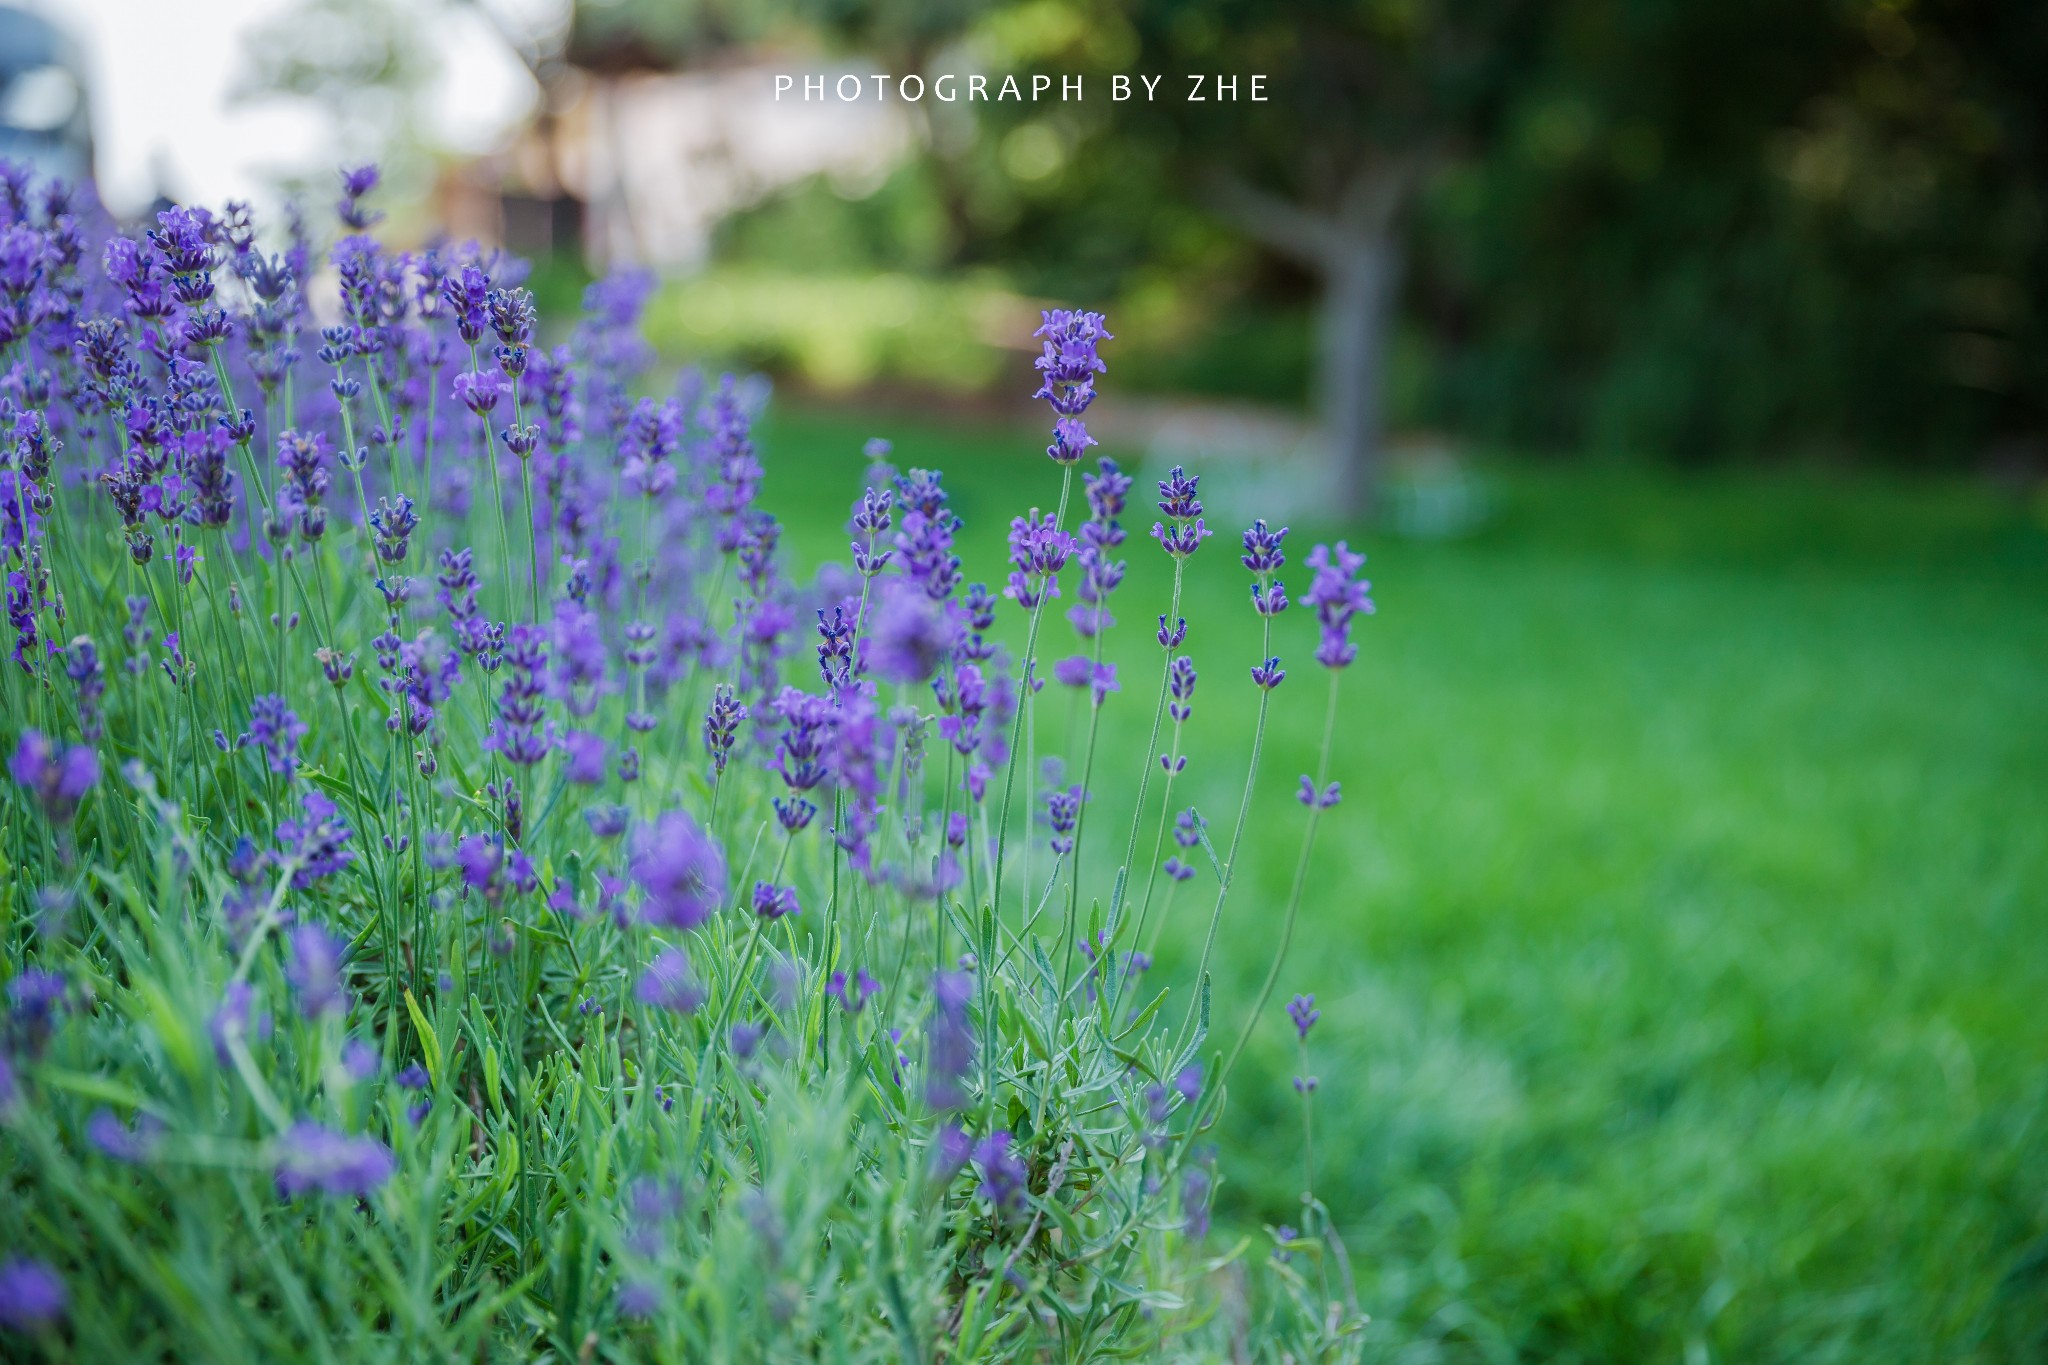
403 988 441 1086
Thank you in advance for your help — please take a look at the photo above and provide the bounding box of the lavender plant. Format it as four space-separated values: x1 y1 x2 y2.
0 162 1372 1361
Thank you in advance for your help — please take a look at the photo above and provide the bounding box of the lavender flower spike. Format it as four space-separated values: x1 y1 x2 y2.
635 947 706 1014
1304 542 1375 669
1287 993 1321 1040
867 579 953 685
274 1121 396 1198
1032 309 1112 464
245 694 308 775
285 923 349 1018
630 810 728 930
8 729 98 823
973 1130 1030 1219
0 1257 67 1330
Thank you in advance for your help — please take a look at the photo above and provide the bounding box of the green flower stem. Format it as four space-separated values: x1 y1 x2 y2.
1221 667 1341 1081
1177 616 1277 1051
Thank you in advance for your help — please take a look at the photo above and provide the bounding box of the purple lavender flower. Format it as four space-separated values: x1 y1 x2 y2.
1250 656 1286 691
1304 542 1374 669
274 1121 395 1198
1144 1079 1174 1138
617 1280 662 1319
562 731 607 784
452 369 502 417
973 1130 1030 1219
370 495 417 564
1181 1164 1212 1240
285 924 348 1017
441 263 490 343
774 797 817 834
1044 784 1086 856
826 967 879 1015
1163 807 1204 881
730 1022 763 1060
816 605 855 689
630 810 727 930
866 580 952 685
925 970 975 1111
1052 655 1118 706
1032 310 1112 465
750 881 800 921
1004 513 1074 609
930 1122 975 1181
1296 775 1341 809
1168 656 1196 722
456 834 505 896
0 479 41 577
701 375 762 543
634 947 706 1015
178 429 236 529
585 805 630 839
1241 519 1288 573
488 625 549 766
487 286 535 377
149 205 216 304
619 397 681 497
702 684 747 777
768 687 835 795
278 789 355 887
397 1062 431 1123
245 694 307 775
1067 455 1132 634
894 470 962 601
210 981 272 1065
6 970 64 1057
0 1257 66 1330
274 429 331 543
1067 545 1126 637
7 729 97 823
550 601 607 717
436 546 481 625
87 1108 161 1163
1288 993 1321 1040
336 164 383 230
851 484 894 575
1150 466 1213 559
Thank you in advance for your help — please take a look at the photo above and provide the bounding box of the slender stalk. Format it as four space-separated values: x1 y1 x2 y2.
1177 619 1277 1048
988 467 1072 922
1221 668 1341 1080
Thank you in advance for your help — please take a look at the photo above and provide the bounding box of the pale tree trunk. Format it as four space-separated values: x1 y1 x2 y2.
1211 164 1415 519
1321 234 1401 516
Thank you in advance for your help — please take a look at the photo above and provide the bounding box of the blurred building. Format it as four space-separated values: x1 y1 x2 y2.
442 33 913 271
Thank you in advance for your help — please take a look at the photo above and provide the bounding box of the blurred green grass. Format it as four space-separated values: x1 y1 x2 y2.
751 405 2048 1362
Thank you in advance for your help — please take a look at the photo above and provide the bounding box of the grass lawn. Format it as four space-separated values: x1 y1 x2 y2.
754 403 2048 1363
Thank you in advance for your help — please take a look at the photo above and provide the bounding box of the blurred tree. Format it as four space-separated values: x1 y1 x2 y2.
1410 0 2048 464
749 0 1533 509
1103 0 1536 513
963 0 2048 477
232 0 439 182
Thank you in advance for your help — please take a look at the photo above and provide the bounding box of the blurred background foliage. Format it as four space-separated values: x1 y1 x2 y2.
556 0 2048 475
